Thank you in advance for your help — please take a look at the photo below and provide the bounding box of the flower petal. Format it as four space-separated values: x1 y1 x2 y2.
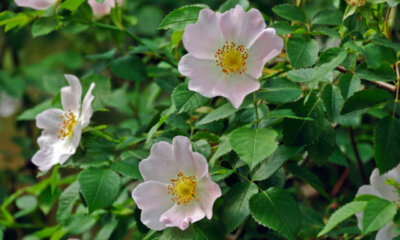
197 174 221 219
79 82 95 129
15 0 57 10
72 123 82 149
376 223 398 240
182 8 224 60
213 73 260 108
172 136 198 176
0 91 21 117
219 6 266 48
159 202 206 230
355 184 382 230
370 168 398 201
246 28 284 79
62 74 82 116
32 144 73 171
131 181 172 231
192 152 209 180
88 0 122 17
36 108 64 131
139 141 179 183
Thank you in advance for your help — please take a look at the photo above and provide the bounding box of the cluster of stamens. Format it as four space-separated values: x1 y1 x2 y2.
167 172 198 206
215 41 248 75
56 110 77 140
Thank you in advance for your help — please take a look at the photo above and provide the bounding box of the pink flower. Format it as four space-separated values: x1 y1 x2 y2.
88 0 123 17
131 136 221 230
355 165 400 240
178 5 283 108
14 0 57 10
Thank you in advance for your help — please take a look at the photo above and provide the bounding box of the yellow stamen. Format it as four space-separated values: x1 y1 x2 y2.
56 110 77 140
215 41 248 75
168 172 198 206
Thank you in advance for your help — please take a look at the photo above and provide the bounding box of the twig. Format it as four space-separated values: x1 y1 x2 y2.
385 7 392 41
330 168 350 197
336 66 397 92
348 128 368 184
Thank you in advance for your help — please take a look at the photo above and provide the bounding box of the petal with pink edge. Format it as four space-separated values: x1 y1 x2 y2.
197 174 222 219
246 28 284 79
15 0 57 10
219 6 266 48
62 75 82 116
80 83 95 128
182 8 224 60
160 202 206 230
172 136 197 176
192 152 209 180
131 181 173 231
139 141 179 183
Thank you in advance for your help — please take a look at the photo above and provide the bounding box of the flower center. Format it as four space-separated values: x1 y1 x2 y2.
56 110 77 140
215 41 248 75
168 172 198 206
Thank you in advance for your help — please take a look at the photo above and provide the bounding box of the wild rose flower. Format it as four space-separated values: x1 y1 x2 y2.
0 91 21 118
32 75 95 171
14 0 57 10
355 165 400 240
131 136 221 230
88 0 123 17
178 5 283 108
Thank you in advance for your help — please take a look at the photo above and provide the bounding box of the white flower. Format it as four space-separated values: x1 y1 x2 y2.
0 91 21 118
88 0 123 17
356 165 400 240
14 0 57 10
32 75 95 171
178 5 283 108
131 136 221 230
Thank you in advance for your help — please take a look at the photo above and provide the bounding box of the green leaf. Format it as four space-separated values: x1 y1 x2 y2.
230 128 278 169
172 83 208 113
287 68 315 82
82 74 111 111
272 4 306 23
56 181 80 222
258 77 302 103
78 168 121 213
158 5 205 31
32 17 59 38
286 162 329 198
318 201 368 236
60 0 86 11
374 116 400 173
0 12 33 32
109 55 147 82
219 0 249 12
323 85 344 122
94 220 119 240
355 62 396 82
17 99 52 121
38 185 61 215
209 135 232 167
210 166 234 182
50 165 59 195
315 47 347 75
287 36 319 68
338 73 361 100
264 109 313 121
222 182 258 233
196 103 238 126
306 121 335 165
250 187 301 240
371 35 400 52
341 88 393 114
110 159 142 180
362 198 397 235
16 195 37 210
312 9 343 25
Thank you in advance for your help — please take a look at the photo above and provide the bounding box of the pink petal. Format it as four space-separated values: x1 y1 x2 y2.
131 181 173 231
219 5 266 48
159 202 206 230
62 75 82 116
370 168 398 201
32 145 73 171
246 28 284 79
213 73 260 108
36 108 64 131
376 223 399 240
139 141 179 183
197 174 221 219
182 8 224 60
15 0 57 10
192 152 209 180
179 54 224 98
172 136 199 176
88 0 123 17
79 82 95 128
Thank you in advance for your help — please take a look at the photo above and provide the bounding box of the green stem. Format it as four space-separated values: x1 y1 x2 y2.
253 93 260 128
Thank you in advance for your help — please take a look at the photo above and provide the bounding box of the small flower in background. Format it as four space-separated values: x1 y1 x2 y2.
132 136 221 230
14 0 57 10
0 91 21 118
345 0 366 7
178 5 283 108
88 0 123 17
32 74 95 171
356 165 400 240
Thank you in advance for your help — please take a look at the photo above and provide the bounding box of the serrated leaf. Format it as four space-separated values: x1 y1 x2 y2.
94 220 119 240
222 182 258 233
196 103 238 126
287 37 319 68
172 83 208 113
307 121 335 165
230 128 278 169
158 5 205 31
60 0 86 11
250 187 301 240
56 181 80 222
32 17 59 38
209 135 232 167
374 116 400 173
323 85 344 122
362 198 397 235
318 201 368 236
272 4 306 23
78 168 121 213
339 73 361 100
258 77 302 103
355 62 396 82
312 9 343 25
110 159 142 180
341 88 393 114
109 55 147 82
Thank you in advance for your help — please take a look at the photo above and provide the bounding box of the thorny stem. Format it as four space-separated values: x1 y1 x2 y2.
348 127 368 184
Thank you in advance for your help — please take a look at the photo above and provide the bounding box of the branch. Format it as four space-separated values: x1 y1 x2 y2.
336 66 396 92
348 127 368 184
